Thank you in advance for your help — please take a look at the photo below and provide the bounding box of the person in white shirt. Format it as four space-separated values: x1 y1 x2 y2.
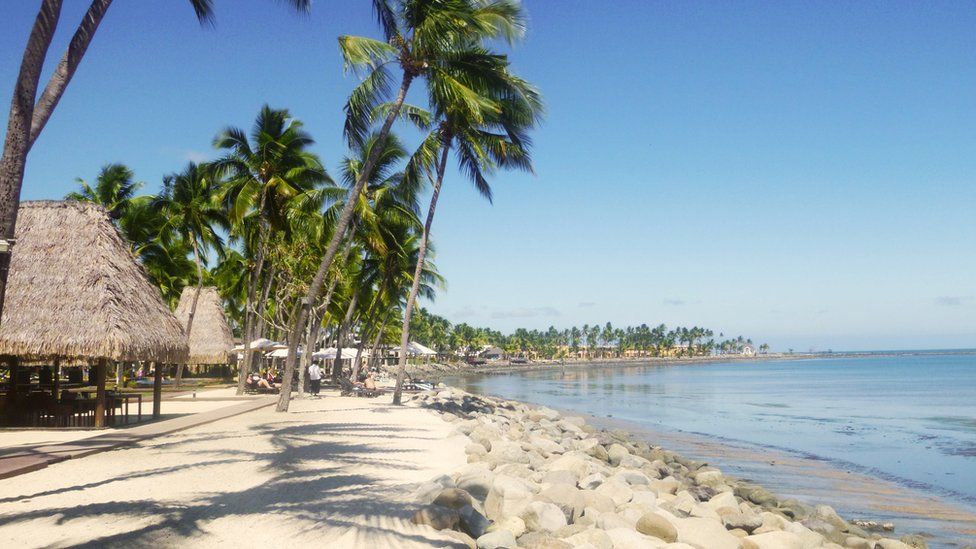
308 363 323 396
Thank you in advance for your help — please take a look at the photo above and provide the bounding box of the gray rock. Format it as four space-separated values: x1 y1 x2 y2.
538 484 586 523
742 531 805 549
577 473 605 490
636 511 678 542
723 511 763 533
520 500 568 533
459 504 491 538
517 531 572 549
607 443 630 467
457 466 494 501
434 488 475 510
411 504 460 530
604 527 660 549
477 530 517 549
562 527 613 549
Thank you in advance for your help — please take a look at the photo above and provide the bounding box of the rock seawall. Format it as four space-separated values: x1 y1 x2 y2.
406 386 930 549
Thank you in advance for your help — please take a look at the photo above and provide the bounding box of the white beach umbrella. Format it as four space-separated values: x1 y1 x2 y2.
248 338 277 350
266 348 300 358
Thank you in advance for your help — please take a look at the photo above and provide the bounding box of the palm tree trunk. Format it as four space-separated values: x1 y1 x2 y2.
393 140 451 405
236 220 271 394
368 315 389 371
330 293 358 382
176 238 204 388
277 72 414 413
349 290 382 382
29 0 112 150
0 0 63 323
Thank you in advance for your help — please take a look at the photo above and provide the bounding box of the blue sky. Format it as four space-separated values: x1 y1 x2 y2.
2 1 974 351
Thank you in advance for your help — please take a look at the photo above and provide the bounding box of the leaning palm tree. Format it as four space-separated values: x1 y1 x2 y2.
0 1 315 322
390 45 543 404
154 162 229 387
214 105 330 394
278 0 527 413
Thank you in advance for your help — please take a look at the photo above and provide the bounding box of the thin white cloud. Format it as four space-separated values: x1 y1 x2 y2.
578 302 596 308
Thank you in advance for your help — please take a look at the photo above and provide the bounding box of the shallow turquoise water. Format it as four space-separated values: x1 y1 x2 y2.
448 352 976 545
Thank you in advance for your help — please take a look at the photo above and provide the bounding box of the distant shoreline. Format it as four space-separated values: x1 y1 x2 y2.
405 348 976 381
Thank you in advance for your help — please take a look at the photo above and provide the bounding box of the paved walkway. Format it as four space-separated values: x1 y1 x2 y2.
0 391 467 548
0 390 274 479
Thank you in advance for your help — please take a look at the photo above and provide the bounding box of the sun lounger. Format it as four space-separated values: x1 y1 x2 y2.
337 377 384 398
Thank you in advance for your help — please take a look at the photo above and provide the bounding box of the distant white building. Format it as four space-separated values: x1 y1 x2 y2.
741 343 756 356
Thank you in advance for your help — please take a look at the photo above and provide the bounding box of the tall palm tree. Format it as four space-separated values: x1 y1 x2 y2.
279 0 526 412
154 162 229 386
214 105 330 394
391 45 543 404
0 0 315 322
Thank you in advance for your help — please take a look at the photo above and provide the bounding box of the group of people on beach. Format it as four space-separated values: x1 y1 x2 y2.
305 362 377 397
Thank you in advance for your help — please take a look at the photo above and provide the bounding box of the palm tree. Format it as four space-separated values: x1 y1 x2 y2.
279 0 526 412
154 162 229 386
214 105 329 394
391 43 543 404
0 1 317 322
65 163 143 217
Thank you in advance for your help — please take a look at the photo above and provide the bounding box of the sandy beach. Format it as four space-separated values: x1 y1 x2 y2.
0 390 467 548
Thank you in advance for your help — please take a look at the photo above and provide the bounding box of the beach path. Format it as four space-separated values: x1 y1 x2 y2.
0 390 468 548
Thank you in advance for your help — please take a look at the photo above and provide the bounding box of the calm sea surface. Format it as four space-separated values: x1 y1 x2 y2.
448 353 976 547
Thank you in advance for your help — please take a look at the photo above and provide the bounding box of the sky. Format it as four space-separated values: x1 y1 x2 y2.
1 1 974 352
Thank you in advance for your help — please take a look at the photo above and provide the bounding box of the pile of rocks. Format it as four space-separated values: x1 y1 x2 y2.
408 387 927 549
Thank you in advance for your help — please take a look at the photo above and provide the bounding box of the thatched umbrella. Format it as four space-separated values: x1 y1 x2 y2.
173 286 234 370
0 201 189 426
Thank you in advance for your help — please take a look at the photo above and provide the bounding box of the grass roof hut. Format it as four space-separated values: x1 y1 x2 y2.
0 201 189 426
173 286 234 370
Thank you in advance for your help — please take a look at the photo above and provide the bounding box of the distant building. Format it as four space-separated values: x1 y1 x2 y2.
741 343 756 356
480 345 505 360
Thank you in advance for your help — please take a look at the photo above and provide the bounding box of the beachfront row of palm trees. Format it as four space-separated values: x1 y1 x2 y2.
409 308 767 359
47 0 541 411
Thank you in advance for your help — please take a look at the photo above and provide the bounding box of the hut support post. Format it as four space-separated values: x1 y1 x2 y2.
153 362 162 419
94 358 107 428
52 359 60 399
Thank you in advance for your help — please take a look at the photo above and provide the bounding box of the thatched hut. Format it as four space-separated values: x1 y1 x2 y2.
0 201 189 427
173 286 234 373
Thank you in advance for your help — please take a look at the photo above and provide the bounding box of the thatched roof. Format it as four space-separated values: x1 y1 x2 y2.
0 201 189 363
173 286 234 365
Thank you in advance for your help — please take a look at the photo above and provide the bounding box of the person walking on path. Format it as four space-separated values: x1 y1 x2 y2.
308 362 323 396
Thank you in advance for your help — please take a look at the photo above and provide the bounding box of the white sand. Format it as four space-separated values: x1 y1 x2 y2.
0 390 468 548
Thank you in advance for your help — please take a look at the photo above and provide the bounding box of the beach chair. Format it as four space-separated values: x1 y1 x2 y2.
337 377 384 398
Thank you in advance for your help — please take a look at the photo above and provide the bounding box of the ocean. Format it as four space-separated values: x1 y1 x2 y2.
447 352 976 547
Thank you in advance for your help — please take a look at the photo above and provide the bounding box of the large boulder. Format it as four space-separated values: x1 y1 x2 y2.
530 435 566 456
604 527 666 549
607 443 630 467
487 440 530 466
581 490 616 513
434 488 475 510
459 504 491 539
488 515 526 538
484 475 537 521
521 500 569 533
411 504 460 531
457 466 495 501
672 516 743 549
477 530 516 549
594 478 633 507
578 473 605 490
741 531 805 549
562 528 613 549
518 531 573 549
636 512 678 542
723 511 763 534
538 484 586 523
